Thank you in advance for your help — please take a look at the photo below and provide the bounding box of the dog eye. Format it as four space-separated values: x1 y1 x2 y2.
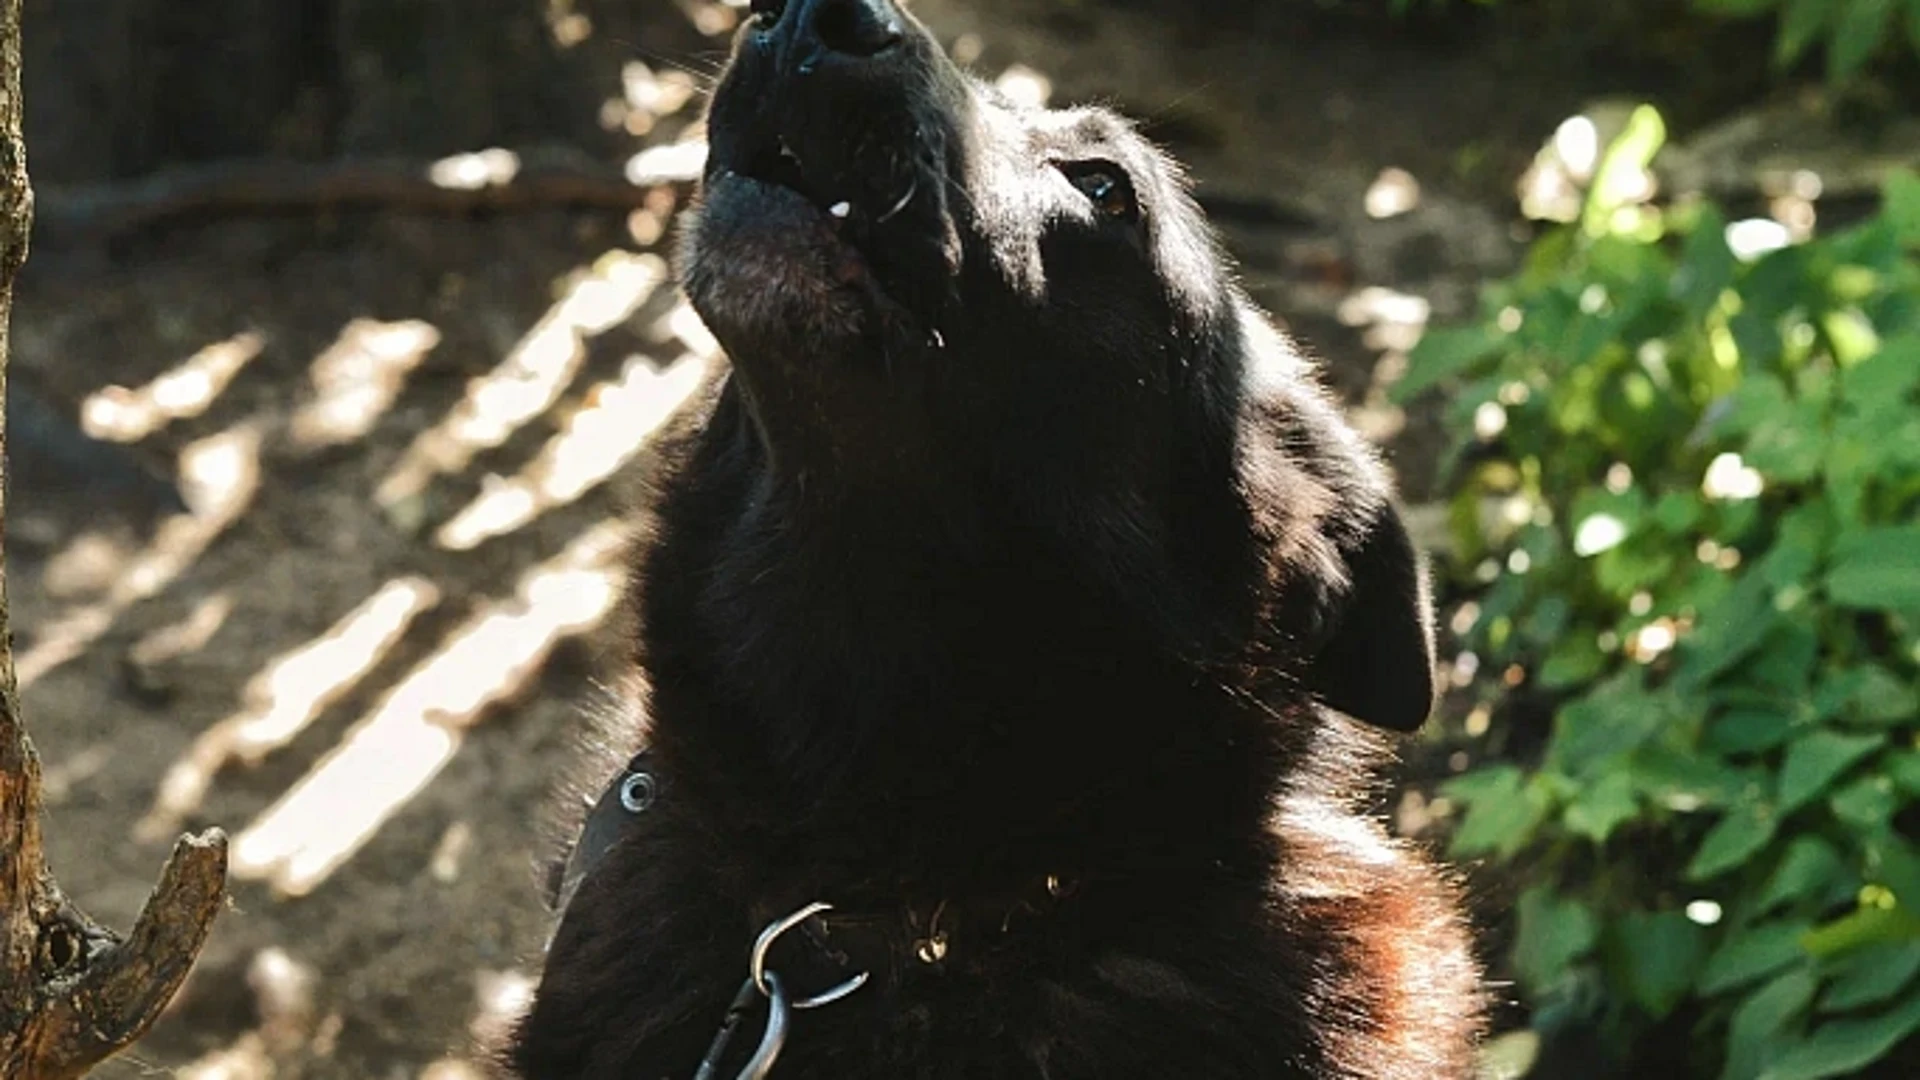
1058 162 1138 223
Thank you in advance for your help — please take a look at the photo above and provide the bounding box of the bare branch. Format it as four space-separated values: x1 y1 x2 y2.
0 0 231 1074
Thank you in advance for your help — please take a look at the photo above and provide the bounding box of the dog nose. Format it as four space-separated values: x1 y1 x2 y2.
793 0 903 62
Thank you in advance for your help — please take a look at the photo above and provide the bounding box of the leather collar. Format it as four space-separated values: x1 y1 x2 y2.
547 749 1077 997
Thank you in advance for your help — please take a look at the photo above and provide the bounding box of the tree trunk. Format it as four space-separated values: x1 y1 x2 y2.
0 1 229 1076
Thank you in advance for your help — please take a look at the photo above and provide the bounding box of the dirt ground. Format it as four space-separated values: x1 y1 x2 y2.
10 2 1625 1076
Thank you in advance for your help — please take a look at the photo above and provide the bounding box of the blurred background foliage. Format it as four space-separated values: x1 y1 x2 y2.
1409 128 1920 1077
1385 0 1920 84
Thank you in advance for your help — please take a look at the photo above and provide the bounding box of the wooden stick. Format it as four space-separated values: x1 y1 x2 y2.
0 0 230 1074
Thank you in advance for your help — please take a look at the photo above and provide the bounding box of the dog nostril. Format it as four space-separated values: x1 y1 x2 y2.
812 0 904 57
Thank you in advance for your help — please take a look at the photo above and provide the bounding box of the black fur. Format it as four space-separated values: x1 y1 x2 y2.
507 0 1482 1075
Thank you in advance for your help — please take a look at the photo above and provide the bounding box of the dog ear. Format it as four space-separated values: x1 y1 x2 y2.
1302 498 1437 733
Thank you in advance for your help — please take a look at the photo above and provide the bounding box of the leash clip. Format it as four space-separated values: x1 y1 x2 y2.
750 901 870 1009
695 901 871 1079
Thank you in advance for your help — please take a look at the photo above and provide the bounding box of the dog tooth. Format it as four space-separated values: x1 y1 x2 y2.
828 201 852 219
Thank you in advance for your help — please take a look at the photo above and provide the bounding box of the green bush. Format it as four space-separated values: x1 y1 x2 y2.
1693 0 1920 80
1405 105 1920 1078
1387 0 1920 81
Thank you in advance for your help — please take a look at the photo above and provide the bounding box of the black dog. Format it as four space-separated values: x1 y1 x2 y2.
507 0 1483 1075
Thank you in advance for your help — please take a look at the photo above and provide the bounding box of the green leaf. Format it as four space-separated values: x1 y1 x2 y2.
1743 395 1828 483
1889 752 1920 796
1675 205 1737 317
1709 707 1797 754
1841 334 1920 405
1724 968 1820 1080
1826 0 1895 80
1608 910 1707 1018
1829 775 1898 830
1549 683 1668 777
1887 169 1920 244
1539 636 1608 689
1702 920 1815 994
1749 621 1821 698
1826 526 1920 612
1849 665 1918 724
1758 837 1848 913
1443 766 1550 858
1689 801 1780 881
1778 731 1885 814
1803 904 1920 958
1565 770 1640 844
1583 105 1667 236
1822 307 1882 367
1679 573 1776 689
1864 834 1920 908
1760 993 1920 1080
1694 0 1783 13
1653 491 1704 535
1635 745 1760 811
1394 326 1503 402
1775 0 1838 67
1820 941 1920 1012
1514 887 1600 995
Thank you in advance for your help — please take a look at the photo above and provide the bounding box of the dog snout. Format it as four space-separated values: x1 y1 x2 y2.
808 0 904 60
763 0 908 73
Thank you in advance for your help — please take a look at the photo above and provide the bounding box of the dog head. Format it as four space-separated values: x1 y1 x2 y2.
680 0 1434 732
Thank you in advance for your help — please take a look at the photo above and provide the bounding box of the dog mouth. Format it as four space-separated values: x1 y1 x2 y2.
701 122 940 314
734 136 921 235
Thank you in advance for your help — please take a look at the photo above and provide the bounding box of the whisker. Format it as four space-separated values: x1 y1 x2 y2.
876 179 919 224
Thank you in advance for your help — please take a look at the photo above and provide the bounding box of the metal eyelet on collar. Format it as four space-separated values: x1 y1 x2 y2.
619 770 658 813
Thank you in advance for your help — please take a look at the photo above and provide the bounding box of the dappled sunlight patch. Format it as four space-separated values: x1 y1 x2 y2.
248 946 321 1055
129 591 235 669
1763 168 1823 241
170 947 323 1079
40 743 113 806
627 185 681 247
229 522 628 896
684 0 744 37
606 61 702 139
429 820 475 884
291 318 442 448
138 577 443 843
1364 167 1421 220
544 0 593 49
626 138 709 186
659 297 722 358
41 532 136 599
81 332 264 443
429 149 522 192
376 253 669 510
1725 216 1794 261
1520 114 1602 224
994 64 1052 110
421 1060 492 1080
470 968 538 1049
19 425 264 688
1338 286 1431 443
1701 451 1764 501
173 1033 274 1080
1338 286 1430 354
437 352 709 551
